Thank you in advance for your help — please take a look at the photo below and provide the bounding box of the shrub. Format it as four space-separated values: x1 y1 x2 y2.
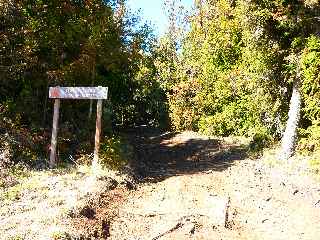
99 135 133 170
168 79 201 131
298 123 320 152
249 129 272 152
0 104 45 168
301 35 320 125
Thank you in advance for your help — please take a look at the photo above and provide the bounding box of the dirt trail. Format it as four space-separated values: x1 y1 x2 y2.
2 129 319 239
108 129 320 240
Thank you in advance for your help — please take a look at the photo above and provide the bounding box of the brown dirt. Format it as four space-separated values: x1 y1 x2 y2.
99 128 320 240
0 166 131 239
2 128 320 239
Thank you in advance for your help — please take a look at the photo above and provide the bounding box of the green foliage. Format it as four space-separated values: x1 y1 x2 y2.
168 79 201 130
299 124 320 152
161 0 286 140
100 135 133 170
249 129 273 152
0 0 167 127
0 0 168 167
309 154 320 174
301 35 320 123
296 35 320 153
51 231 72 240
1 0 320 167
153 0 319 158
0 104 47 167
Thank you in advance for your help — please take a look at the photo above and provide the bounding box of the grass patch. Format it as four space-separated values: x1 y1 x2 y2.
100 135 133 170
0 173 44 202
261 147 282 167
8 235 25 240
51 231 72 240
0 164 31 188
309 151 320 174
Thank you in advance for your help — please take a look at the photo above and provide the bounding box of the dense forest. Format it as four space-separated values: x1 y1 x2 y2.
1 0 320 168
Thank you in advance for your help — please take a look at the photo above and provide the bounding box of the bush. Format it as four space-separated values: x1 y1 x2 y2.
309 153 320 174
249 130 272 152
198 113 236 136
298 123 320 153
0 104 46 168
99 135 133 170
301 35 320 125
168 79 201 131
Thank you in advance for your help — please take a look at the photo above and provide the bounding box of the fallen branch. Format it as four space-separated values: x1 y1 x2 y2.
151 214 204 240
119 211 168 217
152 222 184 240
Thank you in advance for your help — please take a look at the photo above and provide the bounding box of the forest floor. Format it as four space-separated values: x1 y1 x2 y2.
1 129 320 239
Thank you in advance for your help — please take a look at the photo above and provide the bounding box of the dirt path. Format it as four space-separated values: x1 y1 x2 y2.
1 129 319 239
107 129 320 240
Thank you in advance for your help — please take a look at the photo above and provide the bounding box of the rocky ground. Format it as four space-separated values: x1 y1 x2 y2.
1 129 320 239
107 129 320 240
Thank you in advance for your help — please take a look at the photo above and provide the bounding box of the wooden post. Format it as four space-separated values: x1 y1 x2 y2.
49 99 60 168
93 99 103 165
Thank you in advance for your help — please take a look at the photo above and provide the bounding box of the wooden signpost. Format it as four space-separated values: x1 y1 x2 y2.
49 86 108 168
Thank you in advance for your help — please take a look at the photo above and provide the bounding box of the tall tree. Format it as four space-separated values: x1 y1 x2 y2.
279 55 302 160
275 0 320 159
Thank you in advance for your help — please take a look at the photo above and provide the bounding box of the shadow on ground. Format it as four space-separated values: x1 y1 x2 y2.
124 127 248 183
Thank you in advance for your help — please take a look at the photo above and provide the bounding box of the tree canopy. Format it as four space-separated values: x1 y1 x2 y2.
1 0 320 166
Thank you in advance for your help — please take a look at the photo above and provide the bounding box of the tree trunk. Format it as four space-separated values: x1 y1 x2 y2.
279 78 301 160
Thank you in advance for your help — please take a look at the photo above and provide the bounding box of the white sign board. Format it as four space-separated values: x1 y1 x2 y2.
49 86 108 99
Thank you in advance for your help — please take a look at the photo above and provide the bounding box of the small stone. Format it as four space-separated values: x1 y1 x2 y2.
121 179 136 190
98 177 118 191
266 197 272 202
79 205 96 219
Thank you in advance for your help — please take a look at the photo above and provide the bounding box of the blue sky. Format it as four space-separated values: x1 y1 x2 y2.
127 0 193 36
